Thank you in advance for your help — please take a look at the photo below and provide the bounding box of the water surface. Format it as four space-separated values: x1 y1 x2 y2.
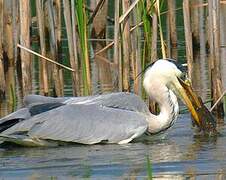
0 113 226 179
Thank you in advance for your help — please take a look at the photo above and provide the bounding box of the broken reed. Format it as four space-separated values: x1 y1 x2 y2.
0 0 225 118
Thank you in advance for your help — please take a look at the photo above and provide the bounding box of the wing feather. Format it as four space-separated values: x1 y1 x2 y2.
2 104 148 145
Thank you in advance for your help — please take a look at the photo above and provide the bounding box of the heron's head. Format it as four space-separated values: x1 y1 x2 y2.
143 59 184 87
143 59 216 131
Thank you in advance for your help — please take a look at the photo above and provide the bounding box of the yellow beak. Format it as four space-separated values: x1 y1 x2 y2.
174 77 216 133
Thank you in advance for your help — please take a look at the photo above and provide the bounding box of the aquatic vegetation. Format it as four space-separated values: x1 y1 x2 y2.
75 0 91 95
146 156 153 180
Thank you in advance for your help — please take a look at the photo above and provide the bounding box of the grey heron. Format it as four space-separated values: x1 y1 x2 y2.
0 59 204 146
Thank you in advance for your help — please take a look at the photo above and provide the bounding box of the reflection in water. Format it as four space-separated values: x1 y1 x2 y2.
0 114 226 179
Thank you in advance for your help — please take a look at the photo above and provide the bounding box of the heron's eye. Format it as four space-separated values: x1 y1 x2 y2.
180 72 187 81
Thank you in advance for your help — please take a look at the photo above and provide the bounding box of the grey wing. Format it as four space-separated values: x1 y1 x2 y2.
0 108 30 123
100 93 150 114
23 93 150 114
1 104 148 145
23 95 70 106
0 95 68 123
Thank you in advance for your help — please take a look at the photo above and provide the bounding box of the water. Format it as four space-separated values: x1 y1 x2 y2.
0 113 226 179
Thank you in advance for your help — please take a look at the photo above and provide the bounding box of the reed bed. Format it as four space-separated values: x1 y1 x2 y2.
0 0 225 118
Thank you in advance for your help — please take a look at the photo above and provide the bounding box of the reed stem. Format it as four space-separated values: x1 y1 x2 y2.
17 44 75 72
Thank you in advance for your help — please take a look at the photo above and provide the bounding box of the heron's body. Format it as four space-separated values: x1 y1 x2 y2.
0 60 193 146
0 91 178 146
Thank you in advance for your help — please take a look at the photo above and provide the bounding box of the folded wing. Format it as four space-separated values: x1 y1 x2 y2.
1 104 148 145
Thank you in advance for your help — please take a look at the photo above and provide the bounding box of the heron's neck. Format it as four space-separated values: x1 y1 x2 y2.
146 85 179 134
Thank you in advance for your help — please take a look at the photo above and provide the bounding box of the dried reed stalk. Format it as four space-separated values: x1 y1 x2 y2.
113 0 121 91
156 0 166 59
55 0 64 96
17 44 75 72
122 0 131 92
167 0 177 59
19 0 32 96
183 0 193 81
151 5 158 62
71 0 80 95
119 0 140 24
63 0 78 96
131 4 141 95
208 0 224 119
220 0 226 101
0 0 5 98
36 0 49 95
46 0 63 96
198 0 208 100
